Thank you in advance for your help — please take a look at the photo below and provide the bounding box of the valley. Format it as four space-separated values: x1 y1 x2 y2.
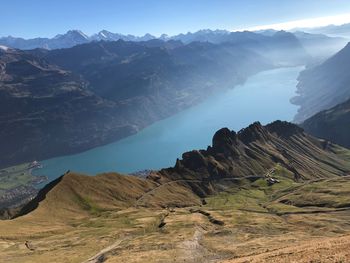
33 66 302 182
2 5 350 261
1 121 350 262
0 163 46 217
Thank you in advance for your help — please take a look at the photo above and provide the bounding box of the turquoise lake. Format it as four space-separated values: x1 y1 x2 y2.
35 66 303 183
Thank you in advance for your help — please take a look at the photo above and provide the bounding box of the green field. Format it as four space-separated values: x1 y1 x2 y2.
0 163 41 191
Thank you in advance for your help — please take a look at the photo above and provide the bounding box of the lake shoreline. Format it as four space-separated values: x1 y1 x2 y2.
33 66 304 185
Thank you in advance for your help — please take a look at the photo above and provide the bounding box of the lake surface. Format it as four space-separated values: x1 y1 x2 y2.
35 66 303 183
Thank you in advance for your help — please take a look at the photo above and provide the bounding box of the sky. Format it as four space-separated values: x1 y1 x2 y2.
1 0 350 38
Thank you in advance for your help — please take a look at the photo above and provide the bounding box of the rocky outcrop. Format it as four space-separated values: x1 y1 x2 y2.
157 121 350 187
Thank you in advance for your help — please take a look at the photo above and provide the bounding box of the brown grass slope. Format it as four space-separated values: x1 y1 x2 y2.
15 172 201 221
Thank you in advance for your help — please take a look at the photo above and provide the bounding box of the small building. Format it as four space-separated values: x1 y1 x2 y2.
28 161 42 169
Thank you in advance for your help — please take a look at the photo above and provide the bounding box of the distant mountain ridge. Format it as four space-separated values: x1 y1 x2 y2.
302 23 350 38
0 30 158 50
0 28 346 59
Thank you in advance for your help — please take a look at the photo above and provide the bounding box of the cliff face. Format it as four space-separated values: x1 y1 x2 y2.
302 98 350 148
292 42 350 122
157 121 350 186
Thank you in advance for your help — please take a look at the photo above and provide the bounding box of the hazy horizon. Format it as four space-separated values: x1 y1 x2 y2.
2 0 350 38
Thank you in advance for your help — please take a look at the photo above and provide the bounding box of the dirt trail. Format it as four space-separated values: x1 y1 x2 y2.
135 175 265 207
135 179 202 207
178 226 208 262
83 238 125 263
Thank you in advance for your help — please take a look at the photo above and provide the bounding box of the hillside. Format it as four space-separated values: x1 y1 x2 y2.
292 42 350 122
292 31 348 60
1 121 350 262
301 98 350 148
14 172 201 220
39 40 272 101
0 48 138 168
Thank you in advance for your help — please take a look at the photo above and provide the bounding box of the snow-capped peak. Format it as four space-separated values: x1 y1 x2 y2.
99 31 107 38
67 30 89 39
0 45 9 51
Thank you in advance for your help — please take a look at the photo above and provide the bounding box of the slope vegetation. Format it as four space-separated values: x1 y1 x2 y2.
1 121 350 262
302 98 350 148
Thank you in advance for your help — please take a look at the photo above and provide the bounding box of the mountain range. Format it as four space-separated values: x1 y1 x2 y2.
0 29 347 60
302 22 350 38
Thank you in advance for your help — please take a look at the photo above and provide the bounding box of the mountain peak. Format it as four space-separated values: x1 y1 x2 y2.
66 30 89 39
238 121 270 144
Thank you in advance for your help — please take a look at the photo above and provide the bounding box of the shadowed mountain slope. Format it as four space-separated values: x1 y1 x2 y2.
0 48 137 168
292 42 350 122
302 98 350 148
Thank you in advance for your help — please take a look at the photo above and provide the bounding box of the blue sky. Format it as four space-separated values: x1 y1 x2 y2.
2 0 350 38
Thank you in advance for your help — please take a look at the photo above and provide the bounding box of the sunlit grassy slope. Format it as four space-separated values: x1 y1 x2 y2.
1 166 350 262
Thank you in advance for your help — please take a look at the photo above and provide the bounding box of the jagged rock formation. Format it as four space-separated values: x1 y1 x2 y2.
156 121 350 186
302 98 350 148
